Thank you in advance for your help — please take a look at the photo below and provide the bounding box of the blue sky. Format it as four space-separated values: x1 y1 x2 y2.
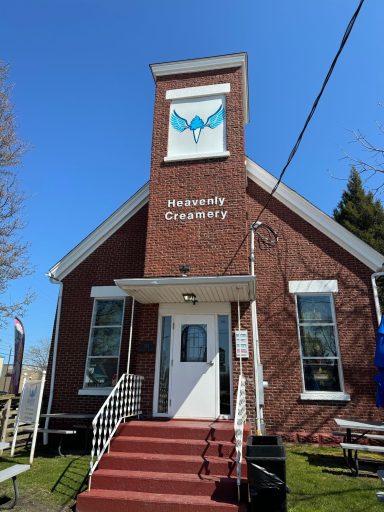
0 0 383 355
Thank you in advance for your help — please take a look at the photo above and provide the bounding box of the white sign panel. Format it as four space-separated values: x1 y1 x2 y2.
11 372 46 465
167 95 227 160
235 330 249 359
18 380 43 424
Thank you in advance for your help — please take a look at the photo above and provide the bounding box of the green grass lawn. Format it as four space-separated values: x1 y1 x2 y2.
0 445 383 511
0 449 90 511
287 444 384 511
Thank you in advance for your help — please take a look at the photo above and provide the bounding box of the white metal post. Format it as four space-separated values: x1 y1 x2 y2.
29 371 46 465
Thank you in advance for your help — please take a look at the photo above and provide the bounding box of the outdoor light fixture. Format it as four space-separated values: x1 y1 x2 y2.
183 293 197 305
179 264 190 275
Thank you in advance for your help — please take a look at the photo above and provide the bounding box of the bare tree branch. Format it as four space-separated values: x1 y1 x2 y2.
0 61 34 326
24 338 50 372
341 107 384 195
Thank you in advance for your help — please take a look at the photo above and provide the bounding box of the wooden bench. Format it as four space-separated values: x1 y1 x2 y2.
333 431 384 442
340 442 384 476
0 464 30 509
24 428 76 456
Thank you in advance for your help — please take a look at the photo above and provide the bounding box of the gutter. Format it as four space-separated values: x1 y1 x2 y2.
372 271 384 325
43 276 63 444
250 224 264 435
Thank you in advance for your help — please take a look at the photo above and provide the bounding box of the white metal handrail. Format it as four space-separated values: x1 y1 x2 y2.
234 374 247 502
89 373 143 486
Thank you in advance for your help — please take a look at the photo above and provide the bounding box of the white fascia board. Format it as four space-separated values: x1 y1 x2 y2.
288 280 338 294
246 157 384 271
115 275 255 288
166 83 230 100
164 151 230 162
49 183 149 281
150 53 249 124
90 286 128 298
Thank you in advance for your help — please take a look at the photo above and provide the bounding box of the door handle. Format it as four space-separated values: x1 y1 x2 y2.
206 361 214 367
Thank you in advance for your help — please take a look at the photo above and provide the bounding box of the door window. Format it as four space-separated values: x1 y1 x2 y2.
180 324 207 362
218 315 231 415
157 316 172 413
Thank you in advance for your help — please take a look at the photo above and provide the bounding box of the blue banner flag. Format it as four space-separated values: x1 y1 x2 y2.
9 318 25 395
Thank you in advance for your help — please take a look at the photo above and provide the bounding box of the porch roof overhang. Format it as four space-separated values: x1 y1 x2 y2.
114 275 256 304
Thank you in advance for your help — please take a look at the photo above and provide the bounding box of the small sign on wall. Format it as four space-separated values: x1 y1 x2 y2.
166 86 229 161
235 330 249 358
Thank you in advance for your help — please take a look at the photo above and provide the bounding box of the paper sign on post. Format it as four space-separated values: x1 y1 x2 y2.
235 330 249 358
18 381 43 424
11 372 46 464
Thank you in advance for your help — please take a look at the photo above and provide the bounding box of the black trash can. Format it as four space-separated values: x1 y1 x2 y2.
246 435 288 512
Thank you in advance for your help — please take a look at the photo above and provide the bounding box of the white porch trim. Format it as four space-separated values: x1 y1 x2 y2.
114 275 256 304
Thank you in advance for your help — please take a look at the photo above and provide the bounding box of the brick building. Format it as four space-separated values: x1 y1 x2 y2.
46 53 383 439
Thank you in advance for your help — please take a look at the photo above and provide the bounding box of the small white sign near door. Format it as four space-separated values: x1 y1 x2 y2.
235 330 249 358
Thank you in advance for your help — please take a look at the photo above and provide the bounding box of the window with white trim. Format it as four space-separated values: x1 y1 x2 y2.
84 299 124 388
295 293 343 393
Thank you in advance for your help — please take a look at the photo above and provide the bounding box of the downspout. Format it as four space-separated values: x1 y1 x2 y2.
372 271 384 325
250 224 264 435
43 277 63 444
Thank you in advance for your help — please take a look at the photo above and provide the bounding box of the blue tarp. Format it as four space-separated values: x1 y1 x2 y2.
375 371 384 408
374 315 384 407
374 315 384 369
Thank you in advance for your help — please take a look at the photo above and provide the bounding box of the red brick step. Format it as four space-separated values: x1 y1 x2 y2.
110 435 237 457
117 420 246 442
91 468 243 498
77 420 249 512
99 451 244 477
77 489 248 512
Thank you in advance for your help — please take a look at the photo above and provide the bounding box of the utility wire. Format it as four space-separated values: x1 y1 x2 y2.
252 0 365 227
222 0 365 276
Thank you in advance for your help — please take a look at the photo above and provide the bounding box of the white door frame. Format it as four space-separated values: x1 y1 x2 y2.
153 303 232 419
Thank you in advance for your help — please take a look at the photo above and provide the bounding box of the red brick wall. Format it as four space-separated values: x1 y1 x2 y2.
246 179 379 437
130 303 159 417
46 205 148 414
144 67 249 278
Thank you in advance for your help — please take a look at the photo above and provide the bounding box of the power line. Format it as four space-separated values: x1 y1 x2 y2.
252 0 365 227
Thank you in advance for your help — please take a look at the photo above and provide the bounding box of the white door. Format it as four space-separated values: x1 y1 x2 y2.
170 314 217 418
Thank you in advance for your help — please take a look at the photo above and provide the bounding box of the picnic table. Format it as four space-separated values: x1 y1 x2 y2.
334 418 384 476
40 413 94 453
0 441 30 509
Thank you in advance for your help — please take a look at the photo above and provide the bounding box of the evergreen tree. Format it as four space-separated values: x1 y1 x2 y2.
334 168 384 314
334 168 384 254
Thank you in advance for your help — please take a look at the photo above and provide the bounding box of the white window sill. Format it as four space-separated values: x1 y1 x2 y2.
300 392 351 402
164 151 230 162
78 388 112 396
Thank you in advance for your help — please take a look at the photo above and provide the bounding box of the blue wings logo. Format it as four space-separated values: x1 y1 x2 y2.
170 104 225 144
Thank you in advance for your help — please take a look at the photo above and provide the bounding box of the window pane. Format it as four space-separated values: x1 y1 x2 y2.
303 359 341 392
300 325 337 357
85 357 118 388
90 327 121 356
158 316 171 414
297 295 333 323
94 300 124 326
181 324 207 362
218 315 230 415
